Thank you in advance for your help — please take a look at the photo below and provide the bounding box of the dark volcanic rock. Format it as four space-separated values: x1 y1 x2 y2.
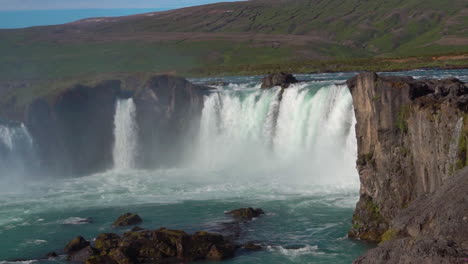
72 228 236 263
69 246 98 262
130 226 144 232
94 233 121 254
242 242 263 251
112 213 143 227
133 75 211 168
64 236 90 254
46 252 58 258
226 208 265 220
26 80 123 176
261 72 298 89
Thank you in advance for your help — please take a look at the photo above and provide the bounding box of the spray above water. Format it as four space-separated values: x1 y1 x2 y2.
112 98 138 170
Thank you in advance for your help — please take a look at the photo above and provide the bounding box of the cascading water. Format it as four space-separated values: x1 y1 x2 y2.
194 82 358 189
112 98 138 170
0 122 37 186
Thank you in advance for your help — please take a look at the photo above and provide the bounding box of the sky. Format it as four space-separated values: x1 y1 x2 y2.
0 0 244 28
0 0 243 10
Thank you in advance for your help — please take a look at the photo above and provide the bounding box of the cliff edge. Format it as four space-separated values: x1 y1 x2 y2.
347 72 468 263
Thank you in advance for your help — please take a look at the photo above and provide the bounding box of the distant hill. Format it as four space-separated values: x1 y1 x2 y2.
0 0 467 81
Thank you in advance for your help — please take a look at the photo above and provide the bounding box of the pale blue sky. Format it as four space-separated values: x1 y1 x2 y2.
0 0 244 11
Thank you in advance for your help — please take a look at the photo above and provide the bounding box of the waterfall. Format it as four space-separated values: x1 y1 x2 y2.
112 98 138 170
0 122 36 183
194 82 358 187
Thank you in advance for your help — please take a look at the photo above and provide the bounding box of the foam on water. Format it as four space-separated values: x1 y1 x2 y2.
267 245 325 257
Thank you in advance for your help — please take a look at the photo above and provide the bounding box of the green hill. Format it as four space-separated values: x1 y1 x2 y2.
0 0 467 81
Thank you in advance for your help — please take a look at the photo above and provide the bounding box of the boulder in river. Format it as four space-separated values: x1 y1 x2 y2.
226 208 265 220
66 228 236 263
112 213 142 227
242 242 263 251
261 72 298 89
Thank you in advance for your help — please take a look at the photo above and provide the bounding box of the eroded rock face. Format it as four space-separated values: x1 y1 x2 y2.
353 168 468 263
261 72 298 89
133 75 213 168
26 80 123 176
347 72 468 242
14 74 213 176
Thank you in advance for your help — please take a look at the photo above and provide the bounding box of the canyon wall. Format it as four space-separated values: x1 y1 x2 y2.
348 72 468 263
5 75 210 176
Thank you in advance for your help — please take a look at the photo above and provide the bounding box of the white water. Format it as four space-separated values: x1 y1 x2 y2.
0 123 33 152
0 123 35 180
112 98 138 170
193 83 358 188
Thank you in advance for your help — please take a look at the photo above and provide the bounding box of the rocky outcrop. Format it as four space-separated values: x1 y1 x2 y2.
261 72 298 89
112 213 143 227
26 80 123 176
347 72 468 262
133 75 212 168
226 208 265 220
64 236 90 256
65 228 236 263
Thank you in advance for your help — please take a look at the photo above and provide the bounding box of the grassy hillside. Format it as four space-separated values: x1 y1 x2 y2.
0 0 467 104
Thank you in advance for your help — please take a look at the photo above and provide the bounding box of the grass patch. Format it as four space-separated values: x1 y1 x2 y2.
381 229 398 243
396 104 411 133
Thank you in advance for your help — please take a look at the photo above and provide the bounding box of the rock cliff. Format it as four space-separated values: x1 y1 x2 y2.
133 75 212 168
26 80 123 176
347 72 468 262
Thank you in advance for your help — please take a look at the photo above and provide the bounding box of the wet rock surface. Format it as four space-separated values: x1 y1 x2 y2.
261 72 298 89
226 207 265 220
64 236 90 255
60 208 265 263
112 213 143 227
